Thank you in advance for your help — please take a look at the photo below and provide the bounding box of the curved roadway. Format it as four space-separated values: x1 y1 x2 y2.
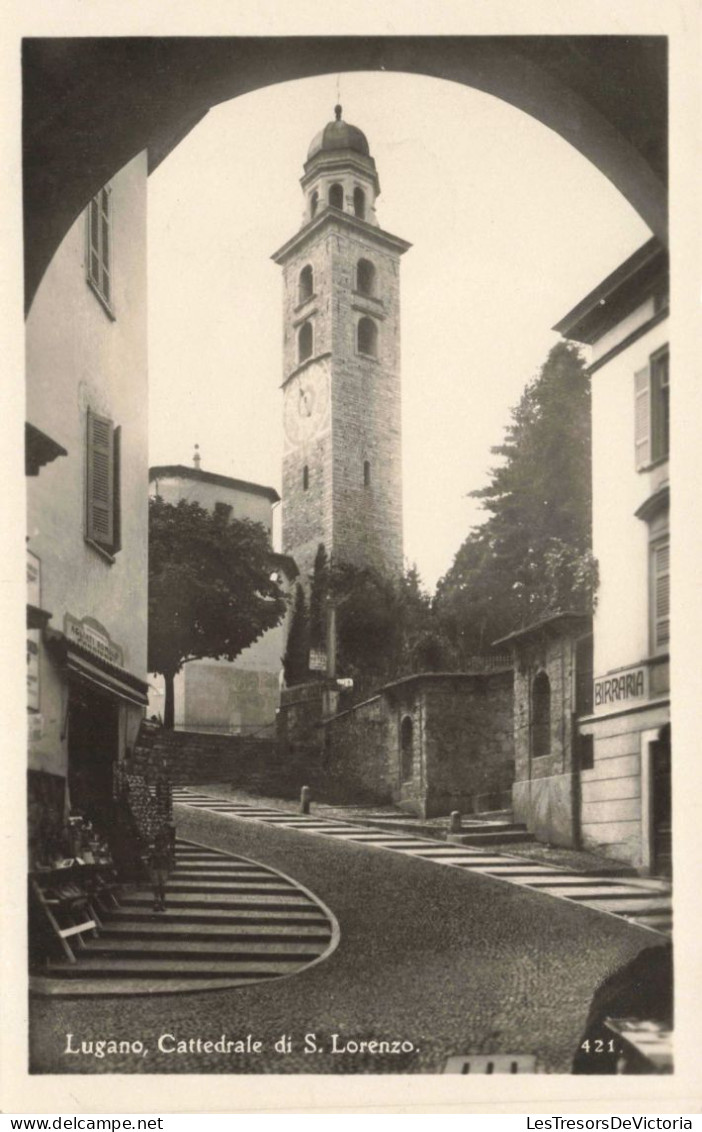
30 805 656 1074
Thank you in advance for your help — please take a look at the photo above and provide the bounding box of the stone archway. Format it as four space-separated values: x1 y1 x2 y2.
23 35 667 313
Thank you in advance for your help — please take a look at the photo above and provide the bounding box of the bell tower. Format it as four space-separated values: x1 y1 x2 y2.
272 106 410 585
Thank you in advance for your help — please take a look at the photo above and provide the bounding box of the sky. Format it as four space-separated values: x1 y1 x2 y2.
147 70 651 591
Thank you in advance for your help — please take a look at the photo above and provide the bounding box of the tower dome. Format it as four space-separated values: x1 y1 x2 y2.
307 105 371 160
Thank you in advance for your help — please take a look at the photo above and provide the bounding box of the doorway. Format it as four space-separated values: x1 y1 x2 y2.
650 724 672 877
67 682 119 826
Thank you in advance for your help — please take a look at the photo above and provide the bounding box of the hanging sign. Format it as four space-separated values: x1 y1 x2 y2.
64 613 124 668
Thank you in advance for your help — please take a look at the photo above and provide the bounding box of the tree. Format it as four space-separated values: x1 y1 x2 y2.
308 543 329 651
435 342 596 657
328 560 451 681
282 583 310 686
148 496 286 727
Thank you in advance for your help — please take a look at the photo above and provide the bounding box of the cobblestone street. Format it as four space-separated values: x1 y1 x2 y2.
29 805 661 1075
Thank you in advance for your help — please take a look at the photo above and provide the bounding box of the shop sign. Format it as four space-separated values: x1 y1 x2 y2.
27 550 41 606
594 664 647 708
64 613 124 668
27 631 40 711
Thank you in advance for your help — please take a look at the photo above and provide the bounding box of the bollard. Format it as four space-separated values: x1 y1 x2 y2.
449 810 462 833
300 785 311 814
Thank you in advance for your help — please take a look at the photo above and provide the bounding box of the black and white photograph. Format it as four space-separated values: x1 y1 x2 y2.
6 3 701 1114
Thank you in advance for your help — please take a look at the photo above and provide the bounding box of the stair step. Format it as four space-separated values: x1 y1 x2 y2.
104 909 326 927
44 957 308 978
165 881 294 894
539 884 665 900
172 869 284 880
120 892 314 910
447 831 534 846
83 938 327 959
101 921 330 941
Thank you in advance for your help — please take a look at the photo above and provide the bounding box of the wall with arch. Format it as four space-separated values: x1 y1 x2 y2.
321 669 514 817
506 617 591 848
24 37 667 314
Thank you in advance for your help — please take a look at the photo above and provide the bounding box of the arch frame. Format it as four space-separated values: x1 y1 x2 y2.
23 35 667 314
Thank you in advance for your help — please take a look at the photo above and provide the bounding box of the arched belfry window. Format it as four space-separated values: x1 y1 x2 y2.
298 321 313 362
299 265 313 303
328 183 344 210
363 460 371 487
401 716 414 781
357 317 377 357
353 187 366 219
356 259 375 296
532 672 551 758
310 190 319 219
303 465 309 491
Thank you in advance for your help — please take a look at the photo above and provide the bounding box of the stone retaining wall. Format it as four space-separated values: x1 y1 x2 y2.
132 722 322 800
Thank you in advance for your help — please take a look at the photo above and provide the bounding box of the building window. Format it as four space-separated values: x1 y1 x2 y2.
86 184 113 311
400 716 413 781
298 321 313 362
651 537 670 653
310 190 319 219
299 265 314 303
635 346 669 469
303 465 309 491
357 317 378 357
353 187 366 219
363 460 371 487
356 258 375 296
531 671 551 758
328 183 344 210
578 734 595 771
86 409 121 556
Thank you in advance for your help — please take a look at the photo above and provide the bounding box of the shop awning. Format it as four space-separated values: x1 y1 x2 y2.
45 629 149 707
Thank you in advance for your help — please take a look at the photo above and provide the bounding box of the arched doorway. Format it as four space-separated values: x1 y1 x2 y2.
23 36 667 313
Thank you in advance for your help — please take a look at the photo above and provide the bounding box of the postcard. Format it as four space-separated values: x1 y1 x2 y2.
3 0 701 1116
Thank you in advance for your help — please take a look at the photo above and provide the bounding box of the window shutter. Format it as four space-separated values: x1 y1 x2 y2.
634 365 651 470
112 425 121 554
87 410 114 548
653 541 670 650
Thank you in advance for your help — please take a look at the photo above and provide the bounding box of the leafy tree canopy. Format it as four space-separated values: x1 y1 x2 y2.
435 341 597 657
148 496 286 726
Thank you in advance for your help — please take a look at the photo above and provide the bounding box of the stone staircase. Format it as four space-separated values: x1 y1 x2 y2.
34 839 336 994
340 808 535 848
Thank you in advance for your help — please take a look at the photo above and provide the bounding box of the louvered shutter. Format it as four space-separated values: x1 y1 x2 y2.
653 541 670 650
112 425 121 553
634 365 651 469
87 410 114 548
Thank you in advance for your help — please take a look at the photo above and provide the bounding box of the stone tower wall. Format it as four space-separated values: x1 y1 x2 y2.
280 231 334 586
280 219 404 583
330 226 403 577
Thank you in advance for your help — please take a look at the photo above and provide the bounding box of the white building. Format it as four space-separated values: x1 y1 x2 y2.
148 462 297 735
555 237 670 875
26 154 150 862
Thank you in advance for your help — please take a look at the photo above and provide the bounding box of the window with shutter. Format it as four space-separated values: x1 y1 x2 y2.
86 410 120 556
651 539 670 653
634 347 670 471
634 364 651 470
86 185 113 313
650 347 670 462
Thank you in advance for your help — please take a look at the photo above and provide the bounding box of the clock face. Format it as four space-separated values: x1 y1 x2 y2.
283 360 330 447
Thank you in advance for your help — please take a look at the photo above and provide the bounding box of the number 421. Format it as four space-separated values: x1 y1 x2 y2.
581 1039 616 1053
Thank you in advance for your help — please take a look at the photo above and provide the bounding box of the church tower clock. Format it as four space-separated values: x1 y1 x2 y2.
273 106 411 586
